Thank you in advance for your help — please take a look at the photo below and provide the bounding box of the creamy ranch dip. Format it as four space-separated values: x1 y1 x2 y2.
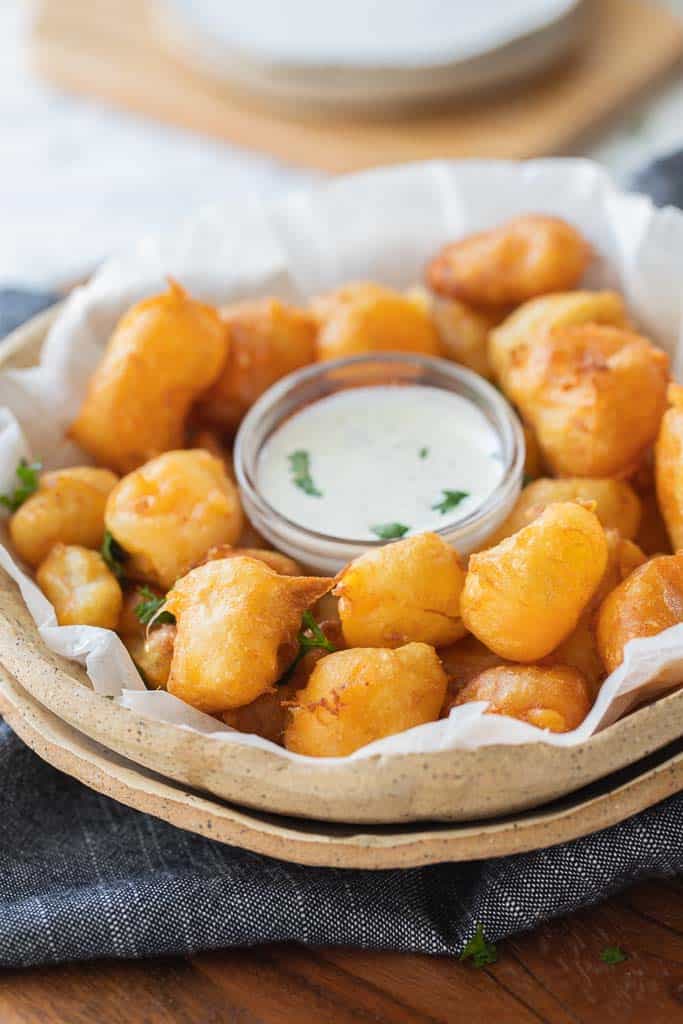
256 385 505 542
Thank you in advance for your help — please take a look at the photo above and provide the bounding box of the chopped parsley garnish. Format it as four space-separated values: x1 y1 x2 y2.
101 530 128 580
288 450 322 497
600 945 627 965
134 586 175 627
459 924 497 967
279 611 336 684
419 446 429 459
370 522 410 540
432 489 469 515
0 457 42 512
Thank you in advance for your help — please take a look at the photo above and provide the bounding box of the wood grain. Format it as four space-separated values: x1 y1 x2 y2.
31 0 683 172
2 879 683 1022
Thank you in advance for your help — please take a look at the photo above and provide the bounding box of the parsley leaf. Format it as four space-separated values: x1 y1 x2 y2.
101 530 128 580
419 447 429 459
459 923 497 968
600 946 627 965
370 522 410 540
279 611 336 685
0 458 42 512
134 586 175 627
432 489 469 515
288 450 322 497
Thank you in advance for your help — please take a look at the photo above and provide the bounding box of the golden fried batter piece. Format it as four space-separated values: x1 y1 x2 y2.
284 643 447 757
36 543 122 629
523 424 544 482
200 544 301 576
124 625 176 690
221 680 297 745
489 289 628 389
655 383 683 552
334 531 466 649
9 466 118 568
462 502 608 661
105 449 243 590
635 491 672 556
313 282 441 362
547 530 646 695
426 216 592 309
451 664 592 732
505 324 669 478
425 292 501 378
438 634 506 711
486 477 642 548
70 280 226 474
597 554 683 675
197 298 316 433
165 557 332 713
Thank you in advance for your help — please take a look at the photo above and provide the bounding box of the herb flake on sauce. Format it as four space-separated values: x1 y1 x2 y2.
370 522 410 540
419 446 429 459
432 489 469 514
288 450 322 497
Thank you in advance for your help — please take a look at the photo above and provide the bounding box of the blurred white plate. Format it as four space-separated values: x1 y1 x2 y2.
156 0 588 113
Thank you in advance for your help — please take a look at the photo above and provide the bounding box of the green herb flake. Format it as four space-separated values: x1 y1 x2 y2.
134 586 176 627
419 447 429 459
288 450 322 497
370 522 410 540
432 489 469 515
101 530 128 581
460 924 498 968
600 946 627 965
279 611 336 685
0 458 42 512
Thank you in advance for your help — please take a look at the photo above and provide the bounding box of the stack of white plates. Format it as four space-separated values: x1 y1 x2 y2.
156 0 588 114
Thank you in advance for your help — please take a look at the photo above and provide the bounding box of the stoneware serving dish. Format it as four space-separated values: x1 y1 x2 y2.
3 159 683 825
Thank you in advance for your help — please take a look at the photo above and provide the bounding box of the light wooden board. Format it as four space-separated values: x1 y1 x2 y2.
2 661 683 868
31 0 683 172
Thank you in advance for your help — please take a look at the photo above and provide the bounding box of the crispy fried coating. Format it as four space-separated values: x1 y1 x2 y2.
284 643 447 757
438 634 507 711
655 383 683 552
314 282 441 361
105 450 243 590
334 532 466 649
485 477 642 547
165 557 332 713
523 424 544 482
197 298 316 432
504 324 669 478
124 624 176 690
200 544 301 576
426 216 592 308
221 680 297 745
489 289 628 388
70 280 226 474
462 502 608 661
9 466 118 568
451 664 591 732
596 554 683 675
428 293 500 378
636 491 672 556
36 543 122 629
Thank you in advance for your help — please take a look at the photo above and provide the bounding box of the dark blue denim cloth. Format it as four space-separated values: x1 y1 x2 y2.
2 152 683 969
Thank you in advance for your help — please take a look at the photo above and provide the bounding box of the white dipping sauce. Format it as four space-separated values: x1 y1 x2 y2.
257 385 505 542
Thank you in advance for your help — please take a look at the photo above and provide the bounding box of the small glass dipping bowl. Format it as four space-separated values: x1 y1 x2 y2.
234 353 525 574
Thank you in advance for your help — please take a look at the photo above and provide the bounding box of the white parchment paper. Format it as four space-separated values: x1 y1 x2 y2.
3 158 683 760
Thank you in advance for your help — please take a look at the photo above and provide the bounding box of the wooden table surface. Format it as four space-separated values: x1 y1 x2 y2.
1 877 683 1023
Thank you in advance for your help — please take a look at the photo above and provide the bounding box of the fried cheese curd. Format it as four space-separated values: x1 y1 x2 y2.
486 477 642 547
426 215 592 309
503 324 669 478
197 298 317 433
655 384 683 551
451 665 591 733
547 530 646 695
105 449 243 590
165 557 332 714
199 543 301 576
9 466 118 568
36 543 122 629
313 282 441 361
284 643 447 757
405 285 501 378
488 289 628 389
462 502 608 661
597 554 683 675
438 634 506 710
334 531 466 649
70 280 226 474
124 626 176 690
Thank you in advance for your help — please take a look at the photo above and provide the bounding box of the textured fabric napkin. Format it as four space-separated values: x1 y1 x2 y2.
2 176 683 967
